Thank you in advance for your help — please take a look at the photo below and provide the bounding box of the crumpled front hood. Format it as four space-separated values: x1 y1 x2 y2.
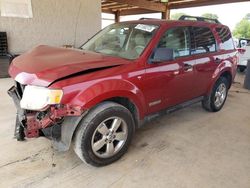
9 45 130 87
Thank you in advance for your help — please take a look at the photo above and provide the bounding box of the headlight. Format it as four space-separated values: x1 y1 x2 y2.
20 85 63 110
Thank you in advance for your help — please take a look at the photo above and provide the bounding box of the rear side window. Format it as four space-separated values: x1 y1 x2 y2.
157 27 190 58
216 27 235 50
191 27 216 55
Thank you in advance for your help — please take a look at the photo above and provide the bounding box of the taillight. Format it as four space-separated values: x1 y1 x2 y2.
237 48 246 54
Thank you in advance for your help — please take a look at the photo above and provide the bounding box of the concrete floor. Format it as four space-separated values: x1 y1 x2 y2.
0 74 250 188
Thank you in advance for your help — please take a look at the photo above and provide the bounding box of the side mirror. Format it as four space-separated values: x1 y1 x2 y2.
150 48 174 63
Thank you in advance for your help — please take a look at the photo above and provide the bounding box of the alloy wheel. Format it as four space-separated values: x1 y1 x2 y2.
91 117 128 158
214 83 227 108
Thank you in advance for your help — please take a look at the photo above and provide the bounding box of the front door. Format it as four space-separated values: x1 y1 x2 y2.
144 26 196 115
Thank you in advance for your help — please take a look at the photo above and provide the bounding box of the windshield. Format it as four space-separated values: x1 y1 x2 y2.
81 23 159 60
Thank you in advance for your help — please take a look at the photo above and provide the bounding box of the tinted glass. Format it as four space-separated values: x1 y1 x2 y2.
157 27 190 58
191 27 216 55
216 27 235 50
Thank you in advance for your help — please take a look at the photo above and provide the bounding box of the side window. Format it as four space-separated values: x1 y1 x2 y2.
157 27 190 58
191 27 216 55
216 27 235 50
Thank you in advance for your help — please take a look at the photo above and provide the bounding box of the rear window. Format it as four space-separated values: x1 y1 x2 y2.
216 27 235 50
191 27 216 55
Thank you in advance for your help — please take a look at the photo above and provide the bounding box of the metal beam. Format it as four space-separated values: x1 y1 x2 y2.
102 0 250 16
119 8 158 16
110 0 167 12
169 0 250 9
102 9 115 14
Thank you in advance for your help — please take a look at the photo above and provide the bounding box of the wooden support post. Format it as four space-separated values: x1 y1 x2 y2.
162 5 170 20
115 10 120 23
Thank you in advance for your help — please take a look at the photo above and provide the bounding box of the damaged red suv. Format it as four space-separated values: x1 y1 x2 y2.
8 16 237 166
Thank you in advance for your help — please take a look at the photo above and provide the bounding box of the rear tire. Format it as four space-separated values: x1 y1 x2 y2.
202 77 229 112
73 102 135 167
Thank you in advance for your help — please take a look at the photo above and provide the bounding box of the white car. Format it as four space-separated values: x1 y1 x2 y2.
238 38 250 72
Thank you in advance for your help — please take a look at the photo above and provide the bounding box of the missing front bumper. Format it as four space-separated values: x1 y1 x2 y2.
8 85 83 141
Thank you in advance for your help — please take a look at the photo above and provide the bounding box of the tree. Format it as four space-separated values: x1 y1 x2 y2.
201 13 219 20
170 13 186 20
233 14 250 39
244 13 250 20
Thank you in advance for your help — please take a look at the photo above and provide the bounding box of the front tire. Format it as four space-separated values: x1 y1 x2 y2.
202 77 229 112
73 102 135 166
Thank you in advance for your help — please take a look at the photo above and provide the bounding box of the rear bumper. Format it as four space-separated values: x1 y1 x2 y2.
8 85 83 140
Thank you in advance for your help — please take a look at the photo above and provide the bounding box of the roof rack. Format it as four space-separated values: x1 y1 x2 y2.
139 18 160 20
179 15 220 24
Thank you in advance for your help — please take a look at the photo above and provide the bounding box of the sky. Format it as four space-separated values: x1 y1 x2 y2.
102 2 250 31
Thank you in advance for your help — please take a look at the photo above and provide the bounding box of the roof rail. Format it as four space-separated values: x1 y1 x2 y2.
139 18 160 20
179 15 220 24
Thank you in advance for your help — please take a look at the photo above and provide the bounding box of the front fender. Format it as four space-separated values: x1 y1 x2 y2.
62 79 147 118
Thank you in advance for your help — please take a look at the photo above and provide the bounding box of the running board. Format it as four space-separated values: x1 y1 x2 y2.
139 96 204 127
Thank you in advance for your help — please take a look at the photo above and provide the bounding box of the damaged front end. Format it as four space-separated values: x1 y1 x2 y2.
8 82 83 143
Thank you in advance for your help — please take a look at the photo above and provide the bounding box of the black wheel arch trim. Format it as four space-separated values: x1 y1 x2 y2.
52 111 88 152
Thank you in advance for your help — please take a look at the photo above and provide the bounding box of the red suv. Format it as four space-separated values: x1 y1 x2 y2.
8 16 237 166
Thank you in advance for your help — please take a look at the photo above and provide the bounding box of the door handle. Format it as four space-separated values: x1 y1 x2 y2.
183 63 193 71
215 58 222 64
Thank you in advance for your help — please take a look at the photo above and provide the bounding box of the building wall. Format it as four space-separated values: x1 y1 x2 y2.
0 0 101 54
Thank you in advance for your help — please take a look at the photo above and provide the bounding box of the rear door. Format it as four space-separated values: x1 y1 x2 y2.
190 26 219 97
